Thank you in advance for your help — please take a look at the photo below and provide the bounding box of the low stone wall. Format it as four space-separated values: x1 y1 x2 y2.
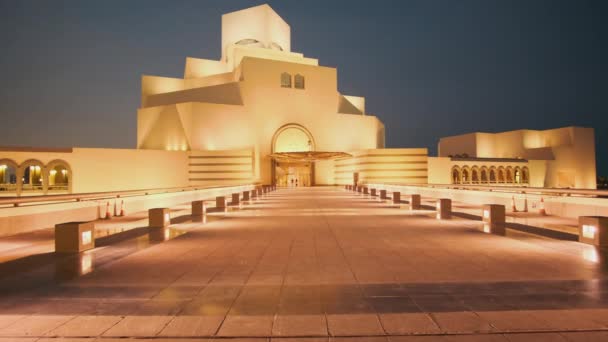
0 184 254 237
366 183 608 219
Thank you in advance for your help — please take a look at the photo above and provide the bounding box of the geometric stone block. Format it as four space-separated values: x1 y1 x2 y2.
149 208 171 228
251 189 258 199
363 187 369 195
231 193 240 206
579 216 608 246
243 191 250 201
482 204 505 225
55 221 95 253
370 188 377 197
436 198 452 220
192 200 207 216
216 196 226 210
380 190 387 200
408 194 421 210
392 192 401 204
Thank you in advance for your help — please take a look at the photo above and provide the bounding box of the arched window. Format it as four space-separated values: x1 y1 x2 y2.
506 167 514 183
489 168 496 183
522 167 529 184
281 72 292 88
451 166 461 184
294 74 305 89
20 159 44 192
461 167 470 184
471 167 479 184
514 167 521 184
46 160 71 193
480 167 488 183
497 167 505 183
0 159 18 193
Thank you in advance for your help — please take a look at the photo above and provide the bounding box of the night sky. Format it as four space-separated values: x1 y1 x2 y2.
0 0 606 175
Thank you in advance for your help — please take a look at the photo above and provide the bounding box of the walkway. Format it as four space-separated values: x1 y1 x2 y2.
1 187 608 341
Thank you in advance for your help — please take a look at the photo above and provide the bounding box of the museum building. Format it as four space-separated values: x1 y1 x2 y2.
0 4 597 196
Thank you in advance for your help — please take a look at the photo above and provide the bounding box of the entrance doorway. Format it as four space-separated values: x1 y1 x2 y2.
271 124 315 187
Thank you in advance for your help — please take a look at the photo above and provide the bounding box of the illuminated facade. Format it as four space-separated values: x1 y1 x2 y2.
0 5 597 196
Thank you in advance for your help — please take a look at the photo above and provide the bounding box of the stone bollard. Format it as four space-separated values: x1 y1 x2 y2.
231 193 240 206
55 221 95 253
243 191 250 201
149 208 171 228
357 186 363 193
251 189 258 199
370 188 377 197
393 192 401 204
216 196 227 211
482 204 506 234
408 194 421 210
436 199 452 220
380 190 388 200
192 200 207 216
363 187 369 195
579 216 608 246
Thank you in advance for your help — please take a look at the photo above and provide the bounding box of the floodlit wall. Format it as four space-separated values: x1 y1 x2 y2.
335 148 428 185
188 148 257 187
437 127 596 189
0 148 189 194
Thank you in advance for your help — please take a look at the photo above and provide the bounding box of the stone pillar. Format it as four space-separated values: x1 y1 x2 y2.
216 196 226 210
408 194 421 210
192 200 207 216
392 192 401 204
149 208 171 228
55 221 95 253
579 216 608 246
482 204 506 234
231 193 240 206
243 191 250 201
436 199 452 220
380 190 387 200
370 188 377 197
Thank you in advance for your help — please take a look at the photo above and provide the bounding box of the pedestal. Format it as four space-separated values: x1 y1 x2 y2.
436 198 452 220
55 221 95 253
149 208 170 228
408 194 421 210
392 192 401 204
579 216 608 246
192 200 207 216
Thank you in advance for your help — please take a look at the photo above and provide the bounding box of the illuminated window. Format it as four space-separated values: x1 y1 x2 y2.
294 74 305 89
281 72 292 88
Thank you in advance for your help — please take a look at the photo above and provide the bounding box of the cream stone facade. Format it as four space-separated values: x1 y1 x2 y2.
429 126 596 189
0 5 597 196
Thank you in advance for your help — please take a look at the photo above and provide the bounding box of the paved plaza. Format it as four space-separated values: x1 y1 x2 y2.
1 187 608 341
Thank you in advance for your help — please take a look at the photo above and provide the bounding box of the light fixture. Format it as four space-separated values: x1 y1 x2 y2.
483 209 490 219
164 213 170 224
81 231 92 245
582 225 596 239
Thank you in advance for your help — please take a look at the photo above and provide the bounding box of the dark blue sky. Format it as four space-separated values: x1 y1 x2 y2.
0 0 606 175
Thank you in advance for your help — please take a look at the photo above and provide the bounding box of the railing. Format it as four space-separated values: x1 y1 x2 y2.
0 183 260 208
364 182 608 198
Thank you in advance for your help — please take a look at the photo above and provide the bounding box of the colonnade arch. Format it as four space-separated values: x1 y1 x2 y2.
451 165 529 185
0 159 72 196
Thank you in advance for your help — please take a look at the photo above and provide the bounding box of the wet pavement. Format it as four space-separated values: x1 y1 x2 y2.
1 187 608 341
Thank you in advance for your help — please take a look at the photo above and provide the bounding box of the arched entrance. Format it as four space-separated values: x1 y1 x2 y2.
271 124 315 187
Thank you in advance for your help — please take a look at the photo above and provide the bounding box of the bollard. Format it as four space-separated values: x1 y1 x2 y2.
55 221 95 253
192 200 207 216
363 187 369 195
579 216 608 246
149 208 171 228
231 193 240 206
393 192 401 204
243 191 250 201
357 186 363 193
408 194 421 210
380 190 388 200
482 204 506 234
436 199 452 220
216 196 227 211
370 188 377 197
251 189 258 199
257 187 263 196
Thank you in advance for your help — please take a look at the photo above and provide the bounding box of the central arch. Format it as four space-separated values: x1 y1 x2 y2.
271 124 315 187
